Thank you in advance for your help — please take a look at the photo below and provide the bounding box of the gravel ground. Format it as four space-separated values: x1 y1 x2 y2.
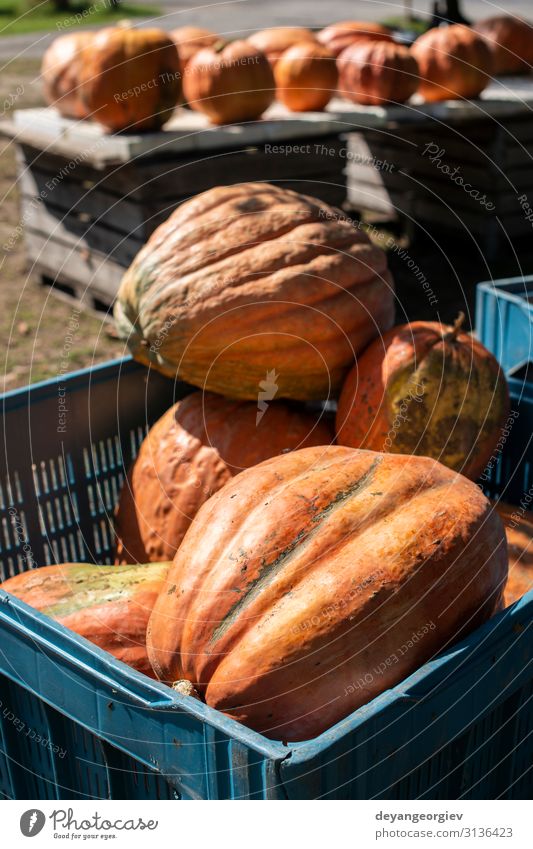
0 61 122 393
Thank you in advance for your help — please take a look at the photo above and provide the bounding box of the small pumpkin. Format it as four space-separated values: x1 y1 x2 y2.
41 33 93 120
494 502 533 607
248 27 316 67
170 25 219 71
114 390 333 564
473 16 533 76
182 40 275 125
147 445 507 741
1 561 170 677
411 24 493 102
274 42 338 112
78 26 181 132
317 21 393 58
338 40 419 105
335 314 509 481
114 182 395 401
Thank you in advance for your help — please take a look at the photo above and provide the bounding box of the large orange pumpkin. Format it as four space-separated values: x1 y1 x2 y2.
335 316 509 481
317 21 393 58
114 390 333 564
78 26 181 132
274 42 338 112
182 40 275 125
338 40 419 105
473 16 533 75
41 33 93 120
494 502 533 607
411 24 493 102
248 27 316 67
2 561 170 677
114 182 395 401
147 445 507 741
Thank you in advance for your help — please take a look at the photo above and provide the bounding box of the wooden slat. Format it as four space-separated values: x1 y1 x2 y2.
24 229 124 305
21 198 142 269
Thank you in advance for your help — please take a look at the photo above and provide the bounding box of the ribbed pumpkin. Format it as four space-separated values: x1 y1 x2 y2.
170 26 219 71
317 21 393 58
182 40 275 125
335 316 509 481
495 502 533 607
274 42 338 112
114 183 395 401
411 24 493 102
147 445 507 741
114 390 334 564
78 27 181 132
2 562 170 677
338 40 419 105
41 33 93 120
473 16 533 75
248 27 316 67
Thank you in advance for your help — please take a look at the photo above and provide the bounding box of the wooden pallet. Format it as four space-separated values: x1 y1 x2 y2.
5 108 348 311
344 113 533 253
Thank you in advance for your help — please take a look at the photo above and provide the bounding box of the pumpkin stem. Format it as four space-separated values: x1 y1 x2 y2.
443 311 465 342
213 39 228 54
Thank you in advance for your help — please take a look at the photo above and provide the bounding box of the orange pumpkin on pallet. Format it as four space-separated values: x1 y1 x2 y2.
274 42 338 112
114 182 395 401
114 390 333 563
317 21 393 58
338 40 419 105
473 16 533 76
147 445 507 741
78 26 181 132
170 26 219 71
335 315 509 481
248 27 316 67
411 24 493 102
2 561 170 677
182 40 275 124
41 33 93 120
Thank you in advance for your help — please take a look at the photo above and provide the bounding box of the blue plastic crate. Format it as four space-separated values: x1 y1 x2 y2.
476 275 533 378
0 358 532 800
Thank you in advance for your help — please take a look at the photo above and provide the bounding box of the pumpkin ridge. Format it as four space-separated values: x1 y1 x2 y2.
207 462 456 660
135 208 352 299
209 457 382 647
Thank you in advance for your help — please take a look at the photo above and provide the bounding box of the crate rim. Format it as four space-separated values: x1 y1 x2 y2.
477 273 533 305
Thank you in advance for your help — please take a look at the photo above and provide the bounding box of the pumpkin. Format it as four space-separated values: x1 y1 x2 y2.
170 25 219 70
338 40 419 105
411 24 493 102
1 561 170 677
78 27 181 132
41 33 93 120
473 16 533 76
114 390 334 564
494 502 533 607
248 27 316 67
114 182 395 401
274 42 338 112
182 40 275 125
147 445 507 741
335 315 509 481
317 21 393 58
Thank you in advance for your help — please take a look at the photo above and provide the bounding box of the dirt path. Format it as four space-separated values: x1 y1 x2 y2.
0 60 122 392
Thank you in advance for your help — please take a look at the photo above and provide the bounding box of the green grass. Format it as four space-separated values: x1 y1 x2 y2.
381 16 429 35
0 0 160 36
